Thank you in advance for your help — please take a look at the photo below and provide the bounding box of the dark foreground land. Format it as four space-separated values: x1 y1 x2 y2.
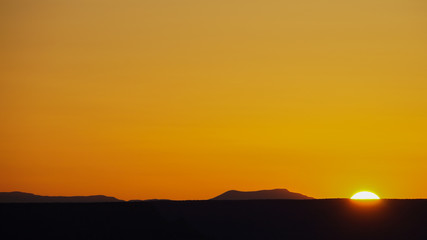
1 200 426 240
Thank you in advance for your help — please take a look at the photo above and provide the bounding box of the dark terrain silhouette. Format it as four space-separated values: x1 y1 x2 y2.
0 191 123 203
211 188 314 200
1 199 426 240
0 189 313 202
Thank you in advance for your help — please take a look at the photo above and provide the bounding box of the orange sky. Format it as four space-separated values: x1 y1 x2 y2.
1 0 427 200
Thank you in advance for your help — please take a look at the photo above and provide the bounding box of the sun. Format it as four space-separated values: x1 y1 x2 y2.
351 191 380 200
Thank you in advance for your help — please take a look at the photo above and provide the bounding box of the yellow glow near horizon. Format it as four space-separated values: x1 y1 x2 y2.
351 191 380 200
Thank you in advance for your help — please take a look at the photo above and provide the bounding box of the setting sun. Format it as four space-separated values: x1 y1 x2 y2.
351 191 380 200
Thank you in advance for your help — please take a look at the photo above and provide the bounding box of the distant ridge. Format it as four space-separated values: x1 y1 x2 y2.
128 199 171 202
0 192 123 203
211 189 314 200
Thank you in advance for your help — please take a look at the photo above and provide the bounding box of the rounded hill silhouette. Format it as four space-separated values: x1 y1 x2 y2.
211 188 314 200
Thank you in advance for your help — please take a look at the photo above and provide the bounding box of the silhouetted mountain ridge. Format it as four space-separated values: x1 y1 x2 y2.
211 188 314 200
0 191 123 203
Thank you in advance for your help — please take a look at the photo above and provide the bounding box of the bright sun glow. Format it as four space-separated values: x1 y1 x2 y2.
351 191 380 200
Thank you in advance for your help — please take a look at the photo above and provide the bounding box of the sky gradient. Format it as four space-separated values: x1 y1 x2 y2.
1 0 427 200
